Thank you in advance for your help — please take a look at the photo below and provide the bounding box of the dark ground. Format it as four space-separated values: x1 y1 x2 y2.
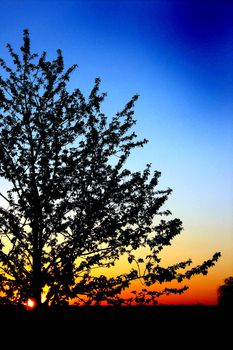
0 305 230 346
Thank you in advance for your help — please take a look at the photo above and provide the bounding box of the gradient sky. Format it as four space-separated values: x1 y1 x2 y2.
0 0 232 304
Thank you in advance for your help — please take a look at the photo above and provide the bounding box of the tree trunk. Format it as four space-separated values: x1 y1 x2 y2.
31 187 43 307
32 220 42 306
32 238 42 305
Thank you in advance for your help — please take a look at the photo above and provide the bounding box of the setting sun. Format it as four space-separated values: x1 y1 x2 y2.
26 298 37 310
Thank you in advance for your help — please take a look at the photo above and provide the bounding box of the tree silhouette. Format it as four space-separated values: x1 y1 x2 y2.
0 30 221 307
218 277 233 309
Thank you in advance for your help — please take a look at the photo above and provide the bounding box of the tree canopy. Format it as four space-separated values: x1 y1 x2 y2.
0 30 221 306
218 276 233 309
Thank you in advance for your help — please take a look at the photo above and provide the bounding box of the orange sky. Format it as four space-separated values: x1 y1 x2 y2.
96 226 233 305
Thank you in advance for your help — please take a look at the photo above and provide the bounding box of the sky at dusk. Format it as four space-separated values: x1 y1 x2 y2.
0 0 232 304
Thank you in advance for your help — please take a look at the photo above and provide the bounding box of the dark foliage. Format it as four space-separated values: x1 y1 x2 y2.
218 276 233 309
0 30 220 306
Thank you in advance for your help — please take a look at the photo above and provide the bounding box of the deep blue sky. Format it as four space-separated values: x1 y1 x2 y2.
0 0 233 301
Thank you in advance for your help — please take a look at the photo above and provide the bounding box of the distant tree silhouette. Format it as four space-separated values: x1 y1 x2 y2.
0 30 221 307
218 277 233 309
